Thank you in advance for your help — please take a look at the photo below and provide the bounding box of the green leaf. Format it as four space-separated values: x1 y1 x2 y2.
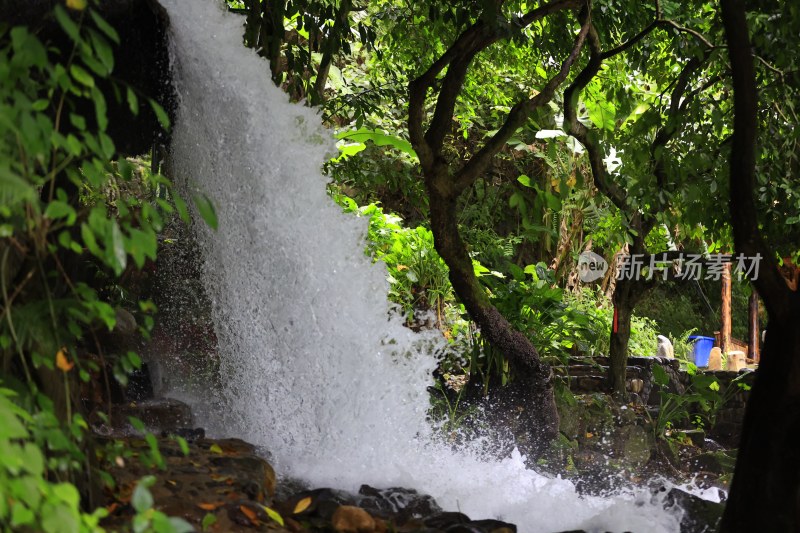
110 222 127 275
201 513 217 531
10 504 34 528
149 98 170 130
193 194 218 230
54 5 80 42
89 10 120 44
0 169 37 208
69 113 86 130
89 29 114 73
587 99 616 131
70 65 94 87
21 442 44 476
0 406 28 440
127 87 139 116
335 128 417 159
131 477 155 513
91 86 108 131
652 363 669 387
173 194 189 222
174 436 190 456
45 200 77 225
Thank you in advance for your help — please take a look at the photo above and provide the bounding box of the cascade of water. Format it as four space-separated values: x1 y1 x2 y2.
159 0 688 530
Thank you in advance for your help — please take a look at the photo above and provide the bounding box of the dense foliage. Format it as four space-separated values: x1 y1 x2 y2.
1 0 798 528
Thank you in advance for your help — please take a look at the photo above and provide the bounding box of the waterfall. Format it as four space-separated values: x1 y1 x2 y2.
159 0 687 530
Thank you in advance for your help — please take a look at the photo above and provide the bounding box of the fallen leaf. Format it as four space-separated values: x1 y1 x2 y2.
197 502 223 511
262 505 284 526
56 348 74 372
209 444 223 454
66 0 87 10
292 497 312 514
239 505 259 525
396 265 408 271
585 432 593 438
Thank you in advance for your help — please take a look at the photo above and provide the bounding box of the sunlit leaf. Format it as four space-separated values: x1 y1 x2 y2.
292 497 312 514
193 194 218 230
56 348 74 372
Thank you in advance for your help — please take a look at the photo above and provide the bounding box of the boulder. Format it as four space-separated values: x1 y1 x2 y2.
357 485 441 522
331 505 376 533
664 487 725 533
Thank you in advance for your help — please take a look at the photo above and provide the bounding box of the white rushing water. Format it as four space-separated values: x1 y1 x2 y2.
160 0 687 530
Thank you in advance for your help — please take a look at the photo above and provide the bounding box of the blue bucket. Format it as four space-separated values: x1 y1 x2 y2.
688 335 715 367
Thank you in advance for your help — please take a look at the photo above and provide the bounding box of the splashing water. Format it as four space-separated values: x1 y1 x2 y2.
160 0 686 530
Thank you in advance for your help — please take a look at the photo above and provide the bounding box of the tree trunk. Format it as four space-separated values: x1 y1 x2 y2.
607 243 651 398
427 180 559 455
720 0 800 528
720 309 800 531
608 292 632 398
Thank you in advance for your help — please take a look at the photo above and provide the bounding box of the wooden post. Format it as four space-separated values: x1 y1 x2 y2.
748 291 760 363
721 262 732 354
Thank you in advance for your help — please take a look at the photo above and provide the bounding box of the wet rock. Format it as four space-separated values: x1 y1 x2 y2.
691 450 736 476
113 307 138 336
679 429 706 448
210 454 276 499
459 519 516 532
617 424 652 468
358 485 441 522
423 512 472 529
126 364 155 401
161 427 205 442
100 433 280 532
110 397 194 434
331 505 376 533
664 487 724 533
279 488 355 522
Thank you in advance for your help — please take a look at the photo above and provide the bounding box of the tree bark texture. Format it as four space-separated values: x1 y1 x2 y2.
720 0 800 529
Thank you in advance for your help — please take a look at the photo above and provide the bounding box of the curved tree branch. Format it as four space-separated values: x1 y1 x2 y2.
562 22 629 212
409 0 582 172
453 6 591 192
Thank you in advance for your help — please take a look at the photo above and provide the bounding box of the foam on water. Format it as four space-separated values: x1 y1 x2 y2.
161 0 684 530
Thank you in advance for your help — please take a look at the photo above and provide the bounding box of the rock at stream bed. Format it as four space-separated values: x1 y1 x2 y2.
331 505 379 533
100 435 279 531
663 487 725 533
358 484 442 521
104 397 194 435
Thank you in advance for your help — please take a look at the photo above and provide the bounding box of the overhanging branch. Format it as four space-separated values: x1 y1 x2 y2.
452 6 591 192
